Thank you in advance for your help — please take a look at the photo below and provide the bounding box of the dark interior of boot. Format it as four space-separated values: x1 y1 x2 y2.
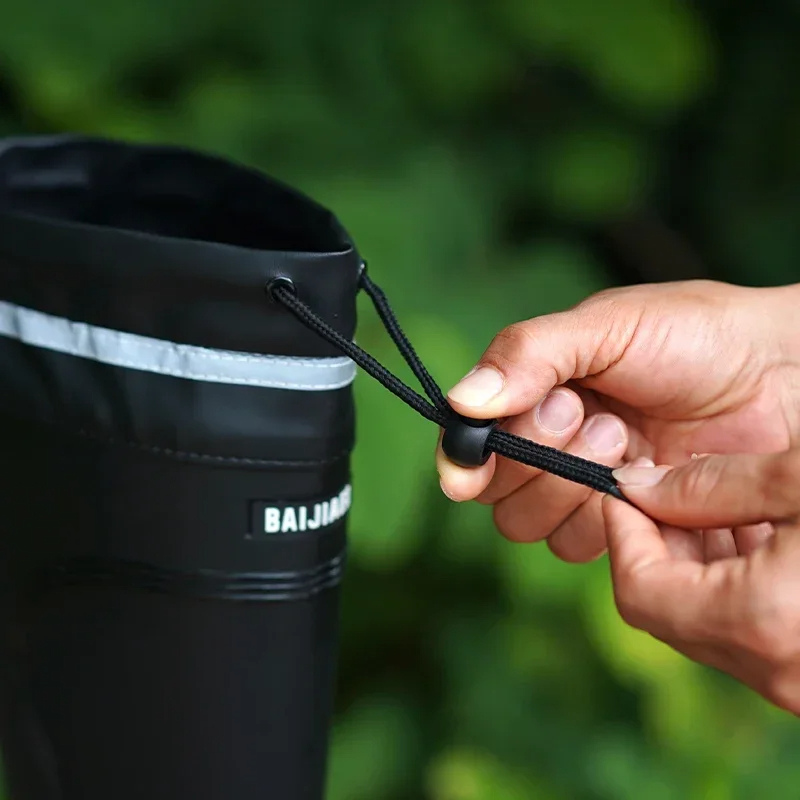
0 137 348 254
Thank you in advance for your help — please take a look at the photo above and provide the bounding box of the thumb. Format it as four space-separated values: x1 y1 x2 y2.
612 450 800 530
602 494 738 646
446 299 637 419
603 494 672 576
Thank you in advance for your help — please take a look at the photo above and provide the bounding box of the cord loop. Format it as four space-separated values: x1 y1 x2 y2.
270 271 627 501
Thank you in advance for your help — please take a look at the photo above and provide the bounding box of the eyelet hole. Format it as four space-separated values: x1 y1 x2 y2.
265 276 297 301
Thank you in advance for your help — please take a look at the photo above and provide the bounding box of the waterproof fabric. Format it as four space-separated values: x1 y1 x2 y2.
0 135 360 800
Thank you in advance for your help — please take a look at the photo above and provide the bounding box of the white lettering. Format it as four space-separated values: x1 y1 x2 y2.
261 485 352 534
306 503 321 530
265 508 281 533
281 507 298 533
341 485 352 514
321 501 330 527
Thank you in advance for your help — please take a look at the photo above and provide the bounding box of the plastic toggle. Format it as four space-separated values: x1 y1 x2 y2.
441 415 498 468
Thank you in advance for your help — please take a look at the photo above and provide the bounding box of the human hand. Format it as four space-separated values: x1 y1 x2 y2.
436 280 800 562
603 450 800 715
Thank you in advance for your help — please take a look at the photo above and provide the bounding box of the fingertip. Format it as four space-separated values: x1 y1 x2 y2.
601 496 622 550
601 492 627 527
446 366 555 421
602 493 661 555
436 447 496 502
444 396 506 421
445 365 506 417
583 413 628 459
445 386 514 423
535 386 584 435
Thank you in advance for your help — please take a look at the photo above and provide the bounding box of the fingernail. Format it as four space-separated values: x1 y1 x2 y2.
584 415 625 454
629 456 656 468
439 477 460 502
536 389 580 433
612 464 671 486
447 366 504 408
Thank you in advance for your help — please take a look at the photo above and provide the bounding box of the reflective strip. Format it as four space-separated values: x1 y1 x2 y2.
0 300 356 391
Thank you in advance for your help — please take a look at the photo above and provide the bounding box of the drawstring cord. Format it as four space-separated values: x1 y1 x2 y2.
268 266 626 502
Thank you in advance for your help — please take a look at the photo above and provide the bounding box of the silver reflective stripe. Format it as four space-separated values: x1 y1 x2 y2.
0 300 356 391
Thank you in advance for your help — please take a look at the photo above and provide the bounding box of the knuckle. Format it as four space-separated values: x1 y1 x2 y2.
736 578 800 663
743 616 793 662
492 503 524 542
489 321 542 365
546 503 607 564
678 456 727 508
615 595 648 631
579 288 641 329
764 669 800 716
759 453 800 518
492 503 544 544
572 291 643 375
548 534 606 564
580 287 624 311
483 320 565 391
613 575 650 631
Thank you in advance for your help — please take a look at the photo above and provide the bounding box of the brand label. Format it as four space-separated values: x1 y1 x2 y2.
251 484 352 535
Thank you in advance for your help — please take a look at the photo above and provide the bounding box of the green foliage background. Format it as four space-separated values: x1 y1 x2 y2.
1 0 800 797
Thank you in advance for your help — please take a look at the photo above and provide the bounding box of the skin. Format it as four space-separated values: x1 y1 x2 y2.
605 451 800 715
437 280 800 563
435 278 800 713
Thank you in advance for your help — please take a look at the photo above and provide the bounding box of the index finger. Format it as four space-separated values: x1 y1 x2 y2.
446 301 635 419
614 450 800 530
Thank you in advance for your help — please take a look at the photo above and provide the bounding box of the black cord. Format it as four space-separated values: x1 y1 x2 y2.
359 268 449 411
270 277 446 426
269 271 626 501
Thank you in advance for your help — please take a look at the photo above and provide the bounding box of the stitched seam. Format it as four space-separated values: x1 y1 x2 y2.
77 427 350 466
5 412 350 467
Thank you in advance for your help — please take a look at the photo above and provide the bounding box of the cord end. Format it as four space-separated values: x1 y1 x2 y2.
607 483 637 506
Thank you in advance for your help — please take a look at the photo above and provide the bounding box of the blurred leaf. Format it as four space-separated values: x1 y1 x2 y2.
177 70 358 166
0 0 214 77
297 149 494 301
585 726 689 800
427 748 559 800
539 126 651 221
435 613 539 752
496 537 592 605
348 368 434 570
497 240 610 315
579 0 715 115
700 27 800 286
394 0 518 114
349 311 474 570
326 694 421 800
436 500 497 566
496 0 715 115
581 566 690 688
